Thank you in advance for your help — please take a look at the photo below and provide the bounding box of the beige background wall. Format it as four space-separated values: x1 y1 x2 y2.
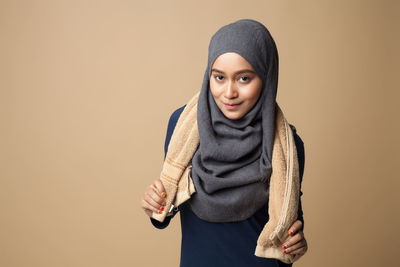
1 0 399 266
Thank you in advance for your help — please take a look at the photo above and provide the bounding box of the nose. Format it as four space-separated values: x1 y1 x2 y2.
224 80 238 99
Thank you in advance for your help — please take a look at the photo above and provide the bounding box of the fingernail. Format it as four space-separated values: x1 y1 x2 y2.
283 250 287 253
158 210 162 214
282 245 287 249
162 192 166 198
160 207 164 211
289 231 293 235
162 202 166 206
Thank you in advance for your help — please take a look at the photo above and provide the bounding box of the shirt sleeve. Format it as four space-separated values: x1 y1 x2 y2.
292 127 305 232
150 209 178 229
150 105 186 229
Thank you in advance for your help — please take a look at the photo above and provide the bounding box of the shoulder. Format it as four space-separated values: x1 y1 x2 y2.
164 104 187 158
166 104 186 136
289 123 305 180
169 104 186 126
288 123 305 157
289 124 304 146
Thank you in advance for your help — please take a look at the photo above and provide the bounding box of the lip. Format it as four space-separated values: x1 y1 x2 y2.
224 102 242 110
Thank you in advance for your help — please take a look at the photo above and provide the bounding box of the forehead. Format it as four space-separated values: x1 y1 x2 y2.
211 52 255 72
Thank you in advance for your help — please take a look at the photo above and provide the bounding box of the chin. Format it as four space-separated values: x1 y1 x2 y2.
224 112 243 120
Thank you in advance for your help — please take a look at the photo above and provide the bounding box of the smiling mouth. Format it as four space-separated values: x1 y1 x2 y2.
224 102 242 106
224 102 242 110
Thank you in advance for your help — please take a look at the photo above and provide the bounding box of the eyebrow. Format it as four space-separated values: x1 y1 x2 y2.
211 68 256 75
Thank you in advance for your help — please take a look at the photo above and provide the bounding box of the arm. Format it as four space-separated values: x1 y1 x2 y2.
150 105 186 229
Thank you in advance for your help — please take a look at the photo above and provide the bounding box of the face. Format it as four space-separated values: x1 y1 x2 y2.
209 52 263 120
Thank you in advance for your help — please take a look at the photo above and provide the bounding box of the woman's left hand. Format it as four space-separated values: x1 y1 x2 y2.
281 220 308 262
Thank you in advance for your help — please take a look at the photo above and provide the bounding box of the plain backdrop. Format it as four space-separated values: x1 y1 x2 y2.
0 0 399 266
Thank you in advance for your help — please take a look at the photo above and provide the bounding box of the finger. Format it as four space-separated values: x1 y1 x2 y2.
282 231 304 249
150 183 163 199
147 183 163 202
153 179 167 198
145 187 166 209
288 220 303 236
288 246 306 256
149 182 161 196
283 239 305 254
141 198 162 214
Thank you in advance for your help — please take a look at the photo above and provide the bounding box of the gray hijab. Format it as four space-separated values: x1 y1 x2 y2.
189 19 279 222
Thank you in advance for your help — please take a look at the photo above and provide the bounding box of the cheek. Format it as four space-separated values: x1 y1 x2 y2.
209 80 223 98
248 83 262 102
242 86 261 103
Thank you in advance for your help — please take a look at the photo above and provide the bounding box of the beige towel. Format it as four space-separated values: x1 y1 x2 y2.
150 91 301 264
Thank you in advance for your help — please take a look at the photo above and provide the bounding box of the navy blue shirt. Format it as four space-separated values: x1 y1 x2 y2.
150 105 305 267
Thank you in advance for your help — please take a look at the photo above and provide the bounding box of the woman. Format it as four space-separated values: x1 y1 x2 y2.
141 19 308 266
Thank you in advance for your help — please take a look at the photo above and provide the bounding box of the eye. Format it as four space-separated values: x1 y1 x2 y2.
239 76 251 82
214 75 224 81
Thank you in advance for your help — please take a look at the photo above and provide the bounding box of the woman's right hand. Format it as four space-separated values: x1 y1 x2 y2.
141 178 167 218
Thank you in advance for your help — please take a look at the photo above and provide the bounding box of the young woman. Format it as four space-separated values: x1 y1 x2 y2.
141 19 308 266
